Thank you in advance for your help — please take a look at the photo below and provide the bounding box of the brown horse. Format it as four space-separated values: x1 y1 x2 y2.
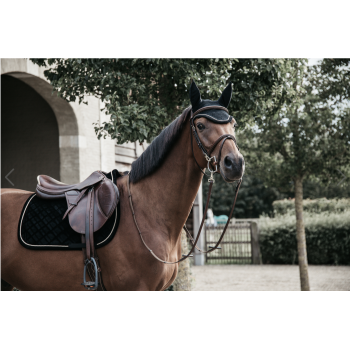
1 81 244 291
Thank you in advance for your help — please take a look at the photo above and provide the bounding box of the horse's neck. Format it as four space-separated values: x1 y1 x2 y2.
133 123 203 242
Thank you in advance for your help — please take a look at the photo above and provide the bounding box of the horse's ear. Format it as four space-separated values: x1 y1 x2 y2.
189 80 201 107
218 82 232 108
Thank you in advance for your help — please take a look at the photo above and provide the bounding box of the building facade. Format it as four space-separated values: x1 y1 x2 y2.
1 58 204 265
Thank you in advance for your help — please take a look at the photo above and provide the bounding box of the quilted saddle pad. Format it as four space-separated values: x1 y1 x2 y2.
18 170 121 250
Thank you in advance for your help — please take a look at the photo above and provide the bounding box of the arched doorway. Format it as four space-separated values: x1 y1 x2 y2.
1 75 60 191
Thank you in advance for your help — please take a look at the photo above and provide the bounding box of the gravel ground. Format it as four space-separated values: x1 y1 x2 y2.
191 265 350 291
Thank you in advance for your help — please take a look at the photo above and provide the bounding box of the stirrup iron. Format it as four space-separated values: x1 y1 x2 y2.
82 257 99 291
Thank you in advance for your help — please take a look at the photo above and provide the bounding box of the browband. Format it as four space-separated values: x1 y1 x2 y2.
191 105 232 123
191 105 229 118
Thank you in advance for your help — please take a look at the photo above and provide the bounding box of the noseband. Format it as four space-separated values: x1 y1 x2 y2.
127 105 243 265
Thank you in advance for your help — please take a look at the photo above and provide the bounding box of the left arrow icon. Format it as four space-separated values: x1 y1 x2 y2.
5 169 15 186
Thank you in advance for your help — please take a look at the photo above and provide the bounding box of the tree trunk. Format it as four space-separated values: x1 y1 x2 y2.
173 229 192 291
294 176 310 291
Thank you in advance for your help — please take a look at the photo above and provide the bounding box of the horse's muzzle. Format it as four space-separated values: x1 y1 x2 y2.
221 154 244 182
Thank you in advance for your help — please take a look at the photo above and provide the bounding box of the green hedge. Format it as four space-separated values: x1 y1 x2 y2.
273 198 350 216
259 211 350 265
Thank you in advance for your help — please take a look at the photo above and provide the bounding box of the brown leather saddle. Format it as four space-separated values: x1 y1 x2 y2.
36 170 119 290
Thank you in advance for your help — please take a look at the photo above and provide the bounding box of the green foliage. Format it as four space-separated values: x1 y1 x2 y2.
273 197 350 216
310 59 350 105
259 211 350 265
242 59 350 188
302 175 350 199
203 173 282 218
203 172 350 219
30 58 303 144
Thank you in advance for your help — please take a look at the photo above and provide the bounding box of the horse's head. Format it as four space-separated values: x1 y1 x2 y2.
189 80 244 183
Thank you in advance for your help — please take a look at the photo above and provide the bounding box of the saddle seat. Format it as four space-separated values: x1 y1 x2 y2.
36 171 119 234
36 176 78 192
37 172 105 198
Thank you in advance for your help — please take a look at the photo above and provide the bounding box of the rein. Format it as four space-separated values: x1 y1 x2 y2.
127 106 243 264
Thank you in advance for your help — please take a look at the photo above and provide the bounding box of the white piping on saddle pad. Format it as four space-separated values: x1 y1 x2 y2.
19 172 117 248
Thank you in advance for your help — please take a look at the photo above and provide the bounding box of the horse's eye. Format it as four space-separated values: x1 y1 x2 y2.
234 123 238 129
197 123 205 131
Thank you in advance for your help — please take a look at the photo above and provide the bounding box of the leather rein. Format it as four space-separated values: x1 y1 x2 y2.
127 106 243 264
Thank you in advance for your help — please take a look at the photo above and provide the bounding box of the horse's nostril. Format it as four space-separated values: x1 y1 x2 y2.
224 156 233 168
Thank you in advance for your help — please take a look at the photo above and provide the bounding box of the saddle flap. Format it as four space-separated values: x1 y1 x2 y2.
65 179 119 234
97 179 118 217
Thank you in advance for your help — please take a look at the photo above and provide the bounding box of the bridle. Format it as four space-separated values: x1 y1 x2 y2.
127 105 243 264
190 105 240 182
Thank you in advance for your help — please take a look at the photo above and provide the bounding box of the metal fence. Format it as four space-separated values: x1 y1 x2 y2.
205 222 261 264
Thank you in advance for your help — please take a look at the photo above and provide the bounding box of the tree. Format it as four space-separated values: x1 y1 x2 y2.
30 59 302 144
172 229 192 291
243 59 350 290
203 164 350 220
202 173 282 218
311 59 350 105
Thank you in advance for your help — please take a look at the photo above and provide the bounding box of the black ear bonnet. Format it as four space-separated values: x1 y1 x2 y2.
189 80 233 124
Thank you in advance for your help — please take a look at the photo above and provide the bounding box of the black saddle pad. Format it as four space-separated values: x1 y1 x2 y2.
18 170 122 250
